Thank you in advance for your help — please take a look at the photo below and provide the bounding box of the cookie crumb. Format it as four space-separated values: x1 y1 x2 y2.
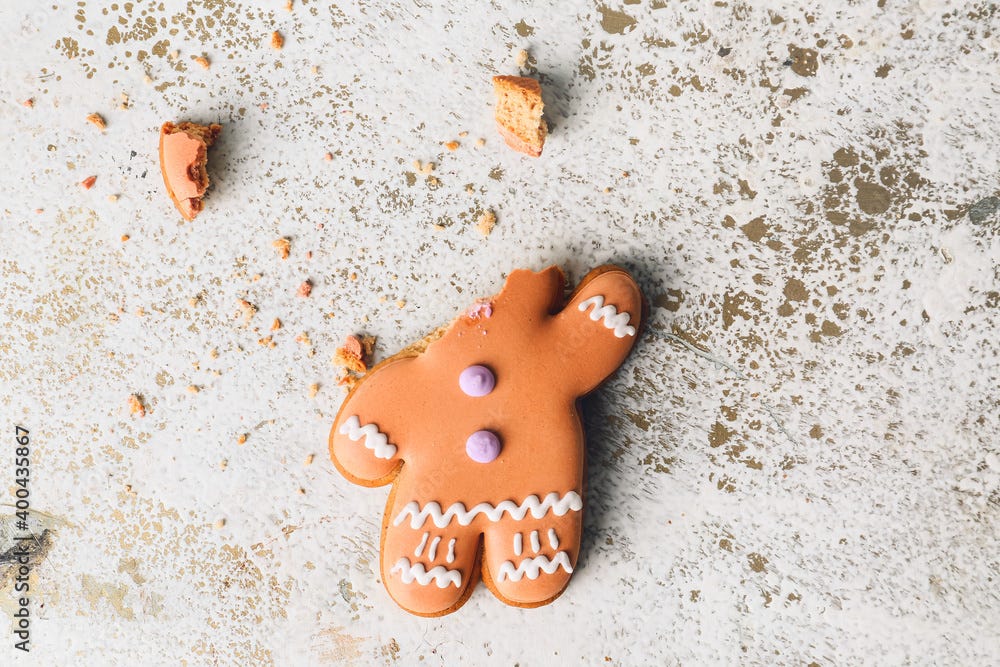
273 237 291 259
349 272 358 281
168 49 179 61
271 31 284 49
515 48 529 68
297 280 312 298
219 459 228 470
458 131 468 138
237 433 248 445
86 113 107 131
22 98 34 108
444 140 460 151
285 0 293 9
295 332 312 347
186 385 200 394
108 194 119 202
213 519 226 529
258 335 275 348
333 334 375 386
119 92 130 110
396 300 407 309
193 55 210 69
465 184 475 194
476 210 497 237
80 175 97 190
271 318 282 331
323 152 333 161
308 382 320 398
413 160 435 175
143 74 153 85
209 348 218 359
297 487 306 495
121 234 130 242
310 65 319 74
127 394 146 417
304 454 315 466
237 299 257 324
621 171 630 178
475 138 486 148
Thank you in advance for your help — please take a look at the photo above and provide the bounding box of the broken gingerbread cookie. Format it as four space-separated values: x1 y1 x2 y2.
329 265 643 616
158 121 222 221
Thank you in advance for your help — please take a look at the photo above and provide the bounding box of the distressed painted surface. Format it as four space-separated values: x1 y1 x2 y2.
1 0 998 664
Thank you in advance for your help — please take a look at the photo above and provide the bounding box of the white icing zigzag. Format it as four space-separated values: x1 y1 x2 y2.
497 552 574 582
390 558 462 588
338 415 397 459
578 295 636 338
393 491 583 529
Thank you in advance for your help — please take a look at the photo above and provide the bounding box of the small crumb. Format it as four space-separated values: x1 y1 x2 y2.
603 187 611 194
86 113 106 131
237 433 248 445
349 272 358 281
432 224 446 232
413 160 435 175
34 209 44 214
120 234 130 242
621 171 630 178
305 251 313 260
108 194 119 202
127 394 146 417
427 176 440 187
323 152 333 161
297 487 306 495
193 55 210 69
308 382 320 398
80 175 97 190
124 483 134 495
134 307 145 317
515 48 529 68
208 348 219 359
465 184 475 194
333 334 375 381
237 299 257 324
271 31 284 49
297 280 312 298
310 65 319 74
219 459 228 470
458 131 468 138
444 141 460 151
273 237 291 260
475 138 486 148
22 98 34 108
186 385 200 394
476 210 497 237
168 50 179 61
143 74 153 85
258 335 275 348
285 0 293 9
304 454 315 466
396 300 406 309
213 519 226 529
119 92 130 110
295 332 312 347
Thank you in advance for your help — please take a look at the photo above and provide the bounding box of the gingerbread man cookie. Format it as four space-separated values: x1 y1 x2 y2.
329 265 643 616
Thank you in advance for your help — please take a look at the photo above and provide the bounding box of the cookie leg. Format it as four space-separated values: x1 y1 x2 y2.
481 515 578 607
381 521 479 616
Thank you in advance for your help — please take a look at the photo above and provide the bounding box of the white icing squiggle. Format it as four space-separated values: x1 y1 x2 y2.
497 552 574 582
578 295 636 338
530 530 540 553
390 558 462 588
414 532 429 557
428 536 441 561
393 491 583 529
446 538 456 564
513 533 522 556
338 415 397 459
548 528 559 550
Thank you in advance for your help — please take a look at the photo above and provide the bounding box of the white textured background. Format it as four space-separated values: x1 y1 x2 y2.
1 0 998 665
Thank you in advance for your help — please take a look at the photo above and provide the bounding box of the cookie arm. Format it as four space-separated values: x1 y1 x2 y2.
329 357 414 486
549 266 643 396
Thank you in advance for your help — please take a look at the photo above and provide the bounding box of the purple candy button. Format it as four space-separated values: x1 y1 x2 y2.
466 430 501 463
459 365 495 397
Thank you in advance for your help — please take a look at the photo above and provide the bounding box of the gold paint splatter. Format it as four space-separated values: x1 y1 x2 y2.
597 5 637 35
787 45 819 76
